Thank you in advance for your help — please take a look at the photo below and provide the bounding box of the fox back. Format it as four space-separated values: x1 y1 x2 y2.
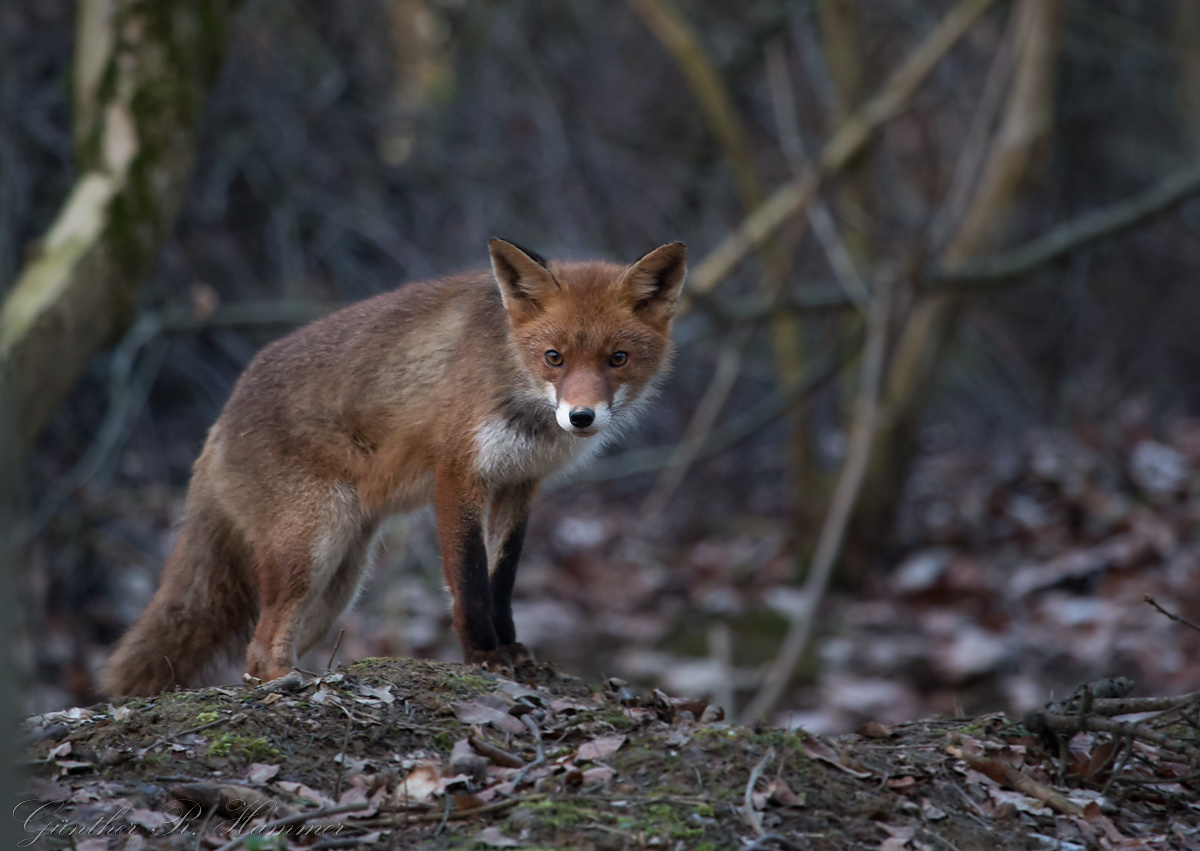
100 239 686 695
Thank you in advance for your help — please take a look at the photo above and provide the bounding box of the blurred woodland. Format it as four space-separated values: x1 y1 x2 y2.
4 0 1200 732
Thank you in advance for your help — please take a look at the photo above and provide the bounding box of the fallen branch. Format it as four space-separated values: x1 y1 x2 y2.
1080 691 1200 718
1022 711 1200 763
946 746 1084 817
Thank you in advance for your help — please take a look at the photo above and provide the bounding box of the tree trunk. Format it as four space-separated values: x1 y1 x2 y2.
0 0 242 450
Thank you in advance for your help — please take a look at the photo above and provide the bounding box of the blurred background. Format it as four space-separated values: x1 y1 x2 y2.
3 0 1200 732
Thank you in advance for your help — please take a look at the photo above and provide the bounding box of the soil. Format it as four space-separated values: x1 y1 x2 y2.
16 658 1200 849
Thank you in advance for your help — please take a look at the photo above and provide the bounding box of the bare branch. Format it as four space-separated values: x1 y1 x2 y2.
690 0 1001 296
935 163 1200 285
740 271 894 724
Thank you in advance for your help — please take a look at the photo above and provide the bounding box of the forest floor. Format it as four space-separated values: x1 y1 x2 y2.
17 657 1200 850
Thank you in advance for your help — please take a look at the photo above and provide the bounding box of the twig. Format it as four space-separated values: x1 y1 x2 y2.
192 804 218 851
929 4 1021 252
326 629 346 672
1083 691 1200 717
212 801 371 851
434 793 452 836
946 746 1084 817
741 271 893 724
636 324 754 528
742 747 776 838
766 40 869 312
1145 594 1200 635
510 715 545 788
333 713 353 802
690 0 1000 295
935 164 1200 286
468 735 525 769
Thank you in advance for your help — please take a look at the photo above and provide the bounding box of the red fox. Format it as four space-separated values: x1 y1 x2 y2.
100 239 686 695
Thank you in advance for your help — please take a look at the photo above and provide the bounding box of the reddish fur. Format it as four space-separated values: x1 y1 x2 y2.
100 240 686 696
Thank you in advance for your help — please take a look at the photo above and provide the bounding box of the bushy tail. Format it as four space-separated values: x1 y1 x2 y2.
99 494 256 696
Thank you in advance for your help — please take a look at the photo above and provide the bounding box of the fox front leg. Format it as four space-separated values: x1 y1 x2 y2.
434 466 517 671
486 482 538 668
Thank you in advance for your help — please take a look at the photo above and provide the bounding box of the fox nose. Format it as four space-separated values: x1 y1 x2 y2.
569 407 595 428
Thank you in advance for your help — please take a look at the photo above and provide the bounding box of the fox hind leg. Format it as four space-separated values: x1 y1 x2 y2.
245 484 368 683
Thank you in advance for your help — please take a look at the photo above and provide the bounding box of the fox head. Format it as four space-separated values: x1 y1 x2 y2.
489 238 686 438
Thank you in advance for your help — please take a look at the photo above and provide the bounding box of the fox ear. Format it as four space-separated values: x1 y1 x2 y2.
489 238 559 323
620 242 687 327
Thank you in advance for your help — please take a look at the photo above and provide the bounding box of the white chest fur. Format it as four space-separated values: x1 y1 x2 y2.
473 414 608 483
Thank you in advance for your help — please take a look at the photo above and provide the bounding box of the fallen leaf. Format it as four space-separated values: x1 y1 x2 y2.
247 763 279 785
395 764 442 804
478 826 520 847
452 698 525 735
856 721 891 739
578 735 626 761
765 777 804 808
277 781 336 808
920 798 946 821
355 684 395 705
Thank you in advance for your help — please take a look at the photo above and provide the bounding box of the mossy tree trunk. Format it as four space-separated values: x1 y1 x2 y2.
0 0 242 450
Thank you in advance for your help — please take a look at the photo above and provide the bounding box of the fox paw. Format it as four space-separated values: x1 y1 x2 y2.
468 643 535 674
499 642 534 666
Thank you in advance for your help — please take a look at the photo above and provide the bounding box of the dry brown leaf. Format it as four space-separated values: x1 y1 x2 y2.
802 736 873 778
578 735 626 761
856 720 891 739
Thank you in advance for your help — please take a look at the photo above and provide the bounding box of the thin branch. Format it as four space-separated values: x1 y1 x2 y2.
1145 594 1200 635
690 0 1000 296
742 748 776 838
627 0 763 208
636 325 754 529
936 163 1200 285
740 271 893 724
565 336 857 486
929 4 1022 251
766 40 869 312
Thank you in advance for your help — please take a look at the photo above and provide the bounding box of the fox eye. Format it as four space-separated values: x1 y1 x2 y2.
609 351 628 367
544 350 564 367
